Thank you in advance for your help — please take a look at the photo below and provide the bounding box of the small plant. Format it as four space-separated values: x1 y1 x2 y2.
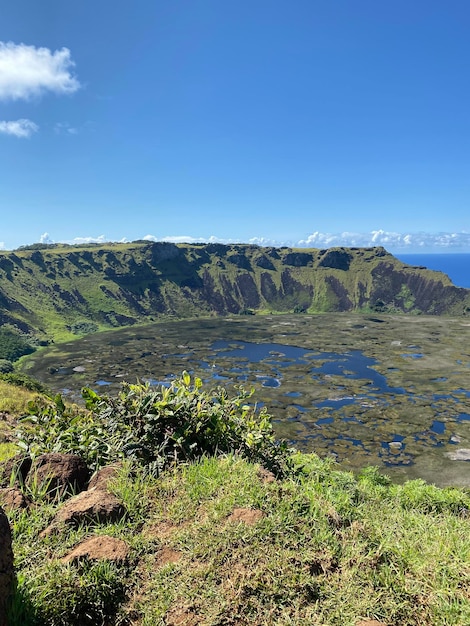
11 560 125 626
16 394 112 471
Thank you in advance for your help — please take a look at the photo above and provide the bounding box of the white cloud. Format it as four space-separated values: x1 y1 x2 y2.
142 231 470 251
39 232 53 244
54 122 78 135
69 235 108 245
297 230 470 250
9 230 470 253
248 236 279 247
38 234 107 246
143 234 243 245
0 41 80 101
0 242 5 250
0 118 38 138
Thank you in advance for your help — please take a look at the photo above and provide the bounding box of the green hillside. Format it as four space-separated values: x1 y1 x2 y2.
0 242 469 342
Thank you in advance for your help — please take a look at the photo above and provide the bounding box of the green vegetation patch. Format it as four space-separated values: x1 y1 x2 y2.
7 457 469 625
16 373 292 475
2 372 469 625
0 327 34 361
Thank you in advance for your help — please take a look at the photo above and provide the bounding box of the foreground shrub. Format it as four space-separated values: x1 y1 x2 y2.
17 373 292 476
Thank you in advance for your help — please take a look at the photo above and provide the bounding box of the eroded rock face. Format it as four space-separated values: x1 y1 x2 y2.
0 506 13 626
26 453 90 500
282 252 314 267
318 249 352 271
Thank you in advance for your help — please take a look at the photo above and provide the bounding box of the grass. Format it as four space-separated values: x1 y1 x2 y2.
0 380 40 414
1 377 469 625
3 455 469 626
2 242 469 344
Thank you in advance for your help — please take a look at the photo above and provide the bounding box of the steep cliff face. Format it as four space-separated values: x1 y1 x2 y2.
0 242 469 339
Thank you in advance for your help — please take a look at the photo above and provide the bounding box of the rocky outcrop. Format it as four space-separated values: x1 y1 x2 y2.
318 249 352 270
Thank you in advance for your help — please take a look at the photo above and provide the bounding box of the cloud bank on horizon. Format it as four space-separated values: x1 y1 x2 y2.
1 229 466 252
0 41 81 137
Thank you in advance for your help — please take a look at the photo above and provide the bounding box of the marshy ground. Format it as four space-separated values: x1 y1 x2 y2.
22 313 470 487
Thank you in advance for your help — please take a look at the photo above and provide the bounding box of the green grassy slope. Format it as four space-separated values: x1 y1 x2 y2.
1 242 469 341
4 455 470 626
0 375 468 626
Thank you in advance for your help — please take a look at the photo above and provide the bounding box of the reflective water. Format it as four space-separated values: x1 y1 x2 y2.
21 314 470 487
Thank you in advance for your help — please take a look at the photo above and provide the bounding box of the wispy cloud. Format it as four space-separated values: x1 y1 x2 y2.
0 41 80 101
143 234 242 245
54 122 78 135
143 230 470 251
0 118 38 138
298 230 470 250
69 235 109 245
19 230 470 252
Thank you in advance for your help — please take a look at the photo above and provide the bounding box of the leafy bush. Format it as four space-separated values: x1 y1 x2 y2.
68 321 99 335
0 327 35 361
0 359 13 373
0 372 50 394
17 373 292 476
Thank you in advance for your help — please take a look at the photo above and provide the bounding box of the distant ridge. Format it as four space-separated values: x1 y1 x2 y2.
0 242 469 341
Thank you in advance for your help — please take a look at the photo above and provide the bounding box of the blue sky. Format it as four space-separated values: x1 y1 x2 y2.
1 0 469 252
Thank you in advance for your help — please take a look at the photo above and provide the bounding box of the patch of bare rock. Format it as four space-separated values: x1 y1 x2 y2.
156 546 181 567
166 607 199 626
62 535 129 564
257 466 276 484
0 487 31 512
227 507 264 525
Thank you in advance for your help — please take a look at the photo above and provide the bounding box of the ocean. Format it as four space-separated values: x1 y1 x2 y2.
395 253 470 289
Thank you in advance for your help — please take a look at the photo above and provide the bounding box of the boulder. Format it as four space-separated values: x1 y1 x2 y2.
87 464 122 492
41 488 126 536
62 536 129 564
0 455 32 488
26 453 90 500
0 487 31 512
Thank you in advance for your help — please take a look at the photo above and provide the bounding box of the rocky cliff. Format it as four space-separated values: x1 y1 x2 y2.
0 242 469 340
